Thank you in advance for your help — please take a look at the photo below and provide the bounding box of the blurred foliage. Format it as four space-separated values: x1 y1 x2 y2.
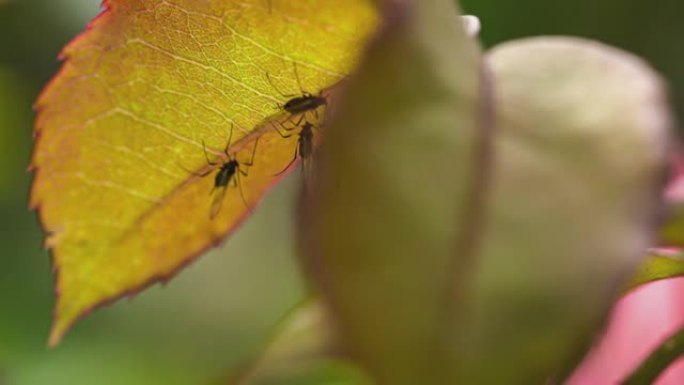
661 204 684 247
461 0 684 121
0 67 27 203
300 2 483 383
230 301 372 385
629 253 684 291
0 0 682 384
473 36 668 383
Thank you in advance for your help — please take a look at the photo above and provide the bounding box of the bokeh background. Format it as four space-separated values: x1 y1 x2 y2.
0 0 682 384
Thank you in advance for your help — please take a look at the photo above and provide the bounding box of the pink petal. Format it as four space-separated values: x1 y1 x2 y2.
568 278 684 384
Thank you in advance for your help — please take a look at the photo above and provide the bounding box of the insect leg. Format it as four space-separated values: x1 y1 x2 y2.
235 171 254 214
266 72 295 99
290 112 306 128
242 137 260 167
272 122 295 138
202 141 219 166
292 62 305 95
275 144 299 176
178 162 215 178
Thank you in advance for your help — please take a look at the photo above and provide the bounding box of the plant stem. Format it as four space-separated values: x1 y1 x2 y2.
623 326 684 384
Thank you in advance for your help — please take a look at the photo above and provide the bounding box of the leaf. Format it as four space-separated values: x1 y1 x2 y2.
658 160 684 246
628 251 684 290
456 37 671 383
625 162 684 290
299 0 488 383
661 203 684 246
229 300 371 385
30 0 378 345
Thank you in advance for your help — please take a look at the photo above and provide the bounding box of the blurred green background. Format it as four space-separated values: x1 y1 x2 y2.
0 0 681 384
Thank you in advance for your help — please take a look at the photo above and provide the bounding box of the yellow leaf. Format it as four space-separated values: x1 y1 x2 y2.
31 0 378 345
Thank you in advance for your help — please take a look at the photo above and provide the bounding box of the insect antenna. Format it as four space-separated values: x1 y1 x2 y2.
266 72 295 99
292 62 305 96
224 123 236 156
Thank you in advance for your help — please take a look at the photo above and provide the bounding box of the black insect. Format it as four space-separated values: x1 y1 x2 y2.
194 127 259 219
266 63 328 121
274 120 320 187
265 64 331 187
281 92 327 116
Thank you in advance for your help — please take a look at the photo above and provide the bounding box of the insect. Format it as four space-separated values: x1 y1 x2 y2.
194 127 259 219
274 120 320 188
266 63 331 186
266 63 328 123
